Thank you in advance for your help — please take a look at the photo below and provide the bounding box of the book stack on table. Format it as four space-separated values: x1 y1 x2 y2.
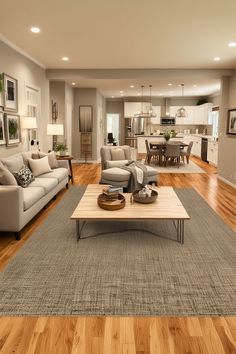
102 186 123 201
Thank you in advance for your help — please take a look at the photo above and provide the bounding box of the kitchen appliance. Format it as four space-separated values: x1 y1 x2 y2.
131 117 145 135
201 137 208 162
160 117 176 125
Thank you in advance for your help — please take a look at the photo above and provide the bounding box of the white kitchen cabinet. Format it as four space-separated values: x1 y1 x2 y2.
191 136 201 157
124 102 151 118
149 106 161 124
207 141 218 165
169 104 213 125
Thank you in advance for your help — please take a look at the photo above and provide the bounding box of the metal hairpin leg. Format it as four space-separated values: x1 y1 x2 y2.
176 219 184 244
76 220 85 241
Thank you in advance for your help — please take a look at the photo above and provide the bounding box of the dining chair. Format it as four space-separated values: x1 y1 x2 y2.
180 141 193 164
145 140 160 164
164 144 181 167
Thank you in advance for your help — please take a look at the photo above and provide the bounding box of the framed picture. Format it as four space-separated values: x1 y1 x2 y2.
79 105 93 132
5 113 21 146
0 111 6 145
227 109 236 135
3 74 18 112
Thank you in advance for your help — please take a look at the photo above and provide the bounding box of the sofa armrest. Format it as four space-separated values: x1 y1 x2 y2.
0 186 23 232
57 160 69 170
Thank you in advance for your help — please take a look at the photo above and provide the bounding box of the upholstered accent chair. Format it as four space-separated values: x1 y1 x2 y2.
100 145 158 189
180 141 193 164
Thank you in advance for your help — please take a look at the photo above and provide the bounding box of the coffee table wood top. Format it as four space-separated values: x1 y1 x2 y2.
71 184 190 221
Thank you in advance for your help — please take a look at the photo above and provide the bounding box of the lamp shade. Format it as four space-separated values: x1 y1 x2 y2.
21 116 37 129
47 124 64 135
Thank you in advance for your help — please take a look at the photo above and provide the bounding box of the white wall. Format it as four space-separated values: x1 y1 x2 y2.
0 40 50 157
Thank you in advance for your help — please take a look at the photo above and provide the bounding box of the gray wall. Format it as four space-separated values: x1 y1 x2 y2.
0 40 50 157
218 74 236 186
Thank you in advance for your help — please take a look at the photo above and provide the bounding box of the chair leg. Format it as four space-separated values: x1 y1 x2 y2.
186 156 189 164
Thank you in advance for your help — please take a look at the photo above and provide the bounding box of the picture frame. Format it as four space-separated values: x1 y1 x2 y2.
3 73 18 112
227 109 236 135
0 111 6 145
79 105 93 132
4 113 21 146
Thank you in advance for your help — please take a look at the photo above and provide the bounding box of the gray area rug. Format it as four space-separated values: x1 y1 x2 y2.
0 185 236 316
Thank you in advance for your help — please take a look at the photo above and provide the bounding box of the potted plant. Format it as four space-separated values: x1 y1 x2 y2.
163 132 171 141
55 142 67 156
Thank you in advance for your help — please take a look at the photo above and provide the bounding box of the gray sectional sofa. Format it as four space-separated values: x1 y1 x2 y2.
0 151 69 240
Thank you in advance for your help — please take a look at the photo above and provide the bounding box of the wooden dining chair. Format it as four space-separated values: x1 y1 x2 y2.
164 144 181 167
145 140 159 164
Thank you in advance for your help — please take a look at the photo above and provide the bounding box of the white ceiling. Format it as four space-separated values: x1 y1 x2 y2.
1 0 236 97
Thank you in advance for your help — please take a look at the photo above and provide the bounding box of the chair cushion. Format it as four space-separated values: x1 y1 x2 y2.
106 160 128 168
1 154 24 173
0 161 17 185
39 168 68 182
23 186 45 211
28 156 52 177
111 148 126 161
102 167 130 182
29 177 58 193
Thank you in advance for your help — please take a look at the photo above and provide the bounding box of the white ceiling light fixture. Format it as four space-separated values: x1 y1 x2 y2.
30 26 40 33
168 83 172 86
228 42 236 47
134 85 156 118
176 83 187 118
62 56 69 61
213 57 221 61
130 85 135 88
72 82 76 86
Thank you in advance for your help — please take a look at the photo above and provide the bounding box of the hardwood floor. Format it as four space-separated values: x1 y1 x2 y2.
0 157 236 354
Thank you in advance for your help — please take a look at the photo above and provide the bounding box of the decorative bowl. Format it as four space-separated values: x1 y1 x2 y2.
97 193 125 211
131 189 158 204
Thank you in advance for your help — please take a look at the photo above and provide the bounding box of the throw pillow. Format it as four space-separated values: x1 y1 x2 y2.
0 154 24 173
28 156 52 177
13 165 35 188
106 160 128 168
0 161 17 186
32 152 40 159
39 151 59 169
22 151 33 166
111 148 125 161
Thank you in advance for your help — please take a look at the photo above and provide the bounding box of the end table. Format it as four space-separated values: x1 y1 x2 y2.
56 155 74 184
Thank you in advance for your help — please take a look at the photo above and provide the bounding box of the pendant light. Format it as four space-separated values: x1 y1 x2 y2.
134 85 156 118
176 84 187 118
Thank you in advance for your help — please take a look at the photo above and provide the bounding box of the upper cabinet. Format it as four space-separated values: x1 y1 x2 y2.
169 103 213 125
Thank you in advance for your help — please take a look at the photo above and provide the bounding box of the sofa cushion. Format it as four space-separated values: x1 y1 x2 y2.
106 160 129 169
146 165 159 177
1 154 24 173
102 167 130 182
39 168 68 183
28 156 52 177
23 186 45 211
111 148 125 161
13 165 35 188
0 161 17 185
29 177 58 193
39 151 59 169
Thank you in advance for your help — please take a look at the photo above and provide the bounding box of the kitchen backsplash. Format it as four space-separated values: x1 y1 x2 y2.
145 123 213 136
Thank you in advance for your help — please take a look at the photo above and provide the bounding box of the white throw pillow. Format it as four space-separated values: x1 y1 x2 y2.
106 160 128 168
28 156 52 177
111 148 125 161
39 151 59 169
0 161 17 185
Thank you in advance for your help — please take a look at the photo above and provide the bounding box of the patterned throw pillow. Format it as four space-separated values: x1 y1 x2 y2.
14 165 35 188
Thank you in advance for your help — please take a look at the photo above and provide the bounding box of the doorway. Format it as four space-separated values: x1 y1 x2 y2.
106 113 119 144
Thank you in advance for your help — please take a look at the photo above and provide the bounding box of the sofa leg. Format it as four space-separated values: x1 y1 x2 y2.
53 195 57 200
15 232 21 240
66 183 69 189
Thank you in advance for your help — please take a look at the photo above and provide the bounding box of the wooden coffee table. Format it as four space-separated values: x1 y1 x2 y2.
71 184 190 244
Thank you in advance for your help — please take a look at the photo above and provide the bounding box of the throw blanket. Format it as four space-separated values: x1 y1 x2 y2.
121 161 148 192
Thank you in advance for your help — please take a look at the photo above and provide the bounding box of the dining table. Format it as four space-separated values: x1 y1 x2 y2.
149 140 189 166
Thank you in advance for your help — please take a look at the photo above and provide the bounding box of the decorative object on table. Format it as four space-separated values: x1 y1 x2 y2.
4 113 21 146
55 142 67 156
97 185 125 210
131 185 158 204
79 105 93 132
176 84 187 118
3 73 18 112
21 116 37 150
0 110 6 145
47 123 64 151
164 132 171 141
170 130 177 138
227 108 236 135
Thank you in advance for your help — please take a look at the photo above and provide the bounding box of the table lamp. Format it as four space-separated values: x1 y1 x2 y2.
21 116 37 150
47 123 64 151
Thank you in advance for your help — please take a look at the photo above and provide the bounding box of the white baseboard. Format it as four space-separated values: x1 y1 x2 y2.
218 175 236 189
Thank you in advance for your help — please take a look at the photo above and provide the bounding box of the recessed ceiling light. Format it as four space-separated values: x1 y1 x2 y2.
213 57 221 61
30 26 40 33
111 96 115 98
130 85 135 88
120 90 124 94
168 83 172 86
72 82 76 86
62 56 69 61
193 84 197 87
228 42 236 47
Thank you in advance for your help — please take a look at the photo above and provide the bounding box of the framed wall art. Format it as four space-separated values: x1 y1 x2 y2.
79 105 93 132
227 108 236 135
5 113 21 146
0 111 6 145
3 73 18 112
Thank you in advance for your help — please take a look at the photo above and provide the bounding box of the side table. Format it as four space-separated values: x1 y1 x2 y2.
56 155 74 184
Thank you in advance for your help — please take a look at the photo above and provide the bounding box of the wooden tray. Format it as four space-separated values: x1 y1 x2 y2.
131 189 158 204
97 193 126 211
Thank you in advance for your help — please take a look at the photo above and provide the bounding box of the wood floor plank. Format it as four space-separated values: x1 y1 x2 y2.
0 158 236 353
